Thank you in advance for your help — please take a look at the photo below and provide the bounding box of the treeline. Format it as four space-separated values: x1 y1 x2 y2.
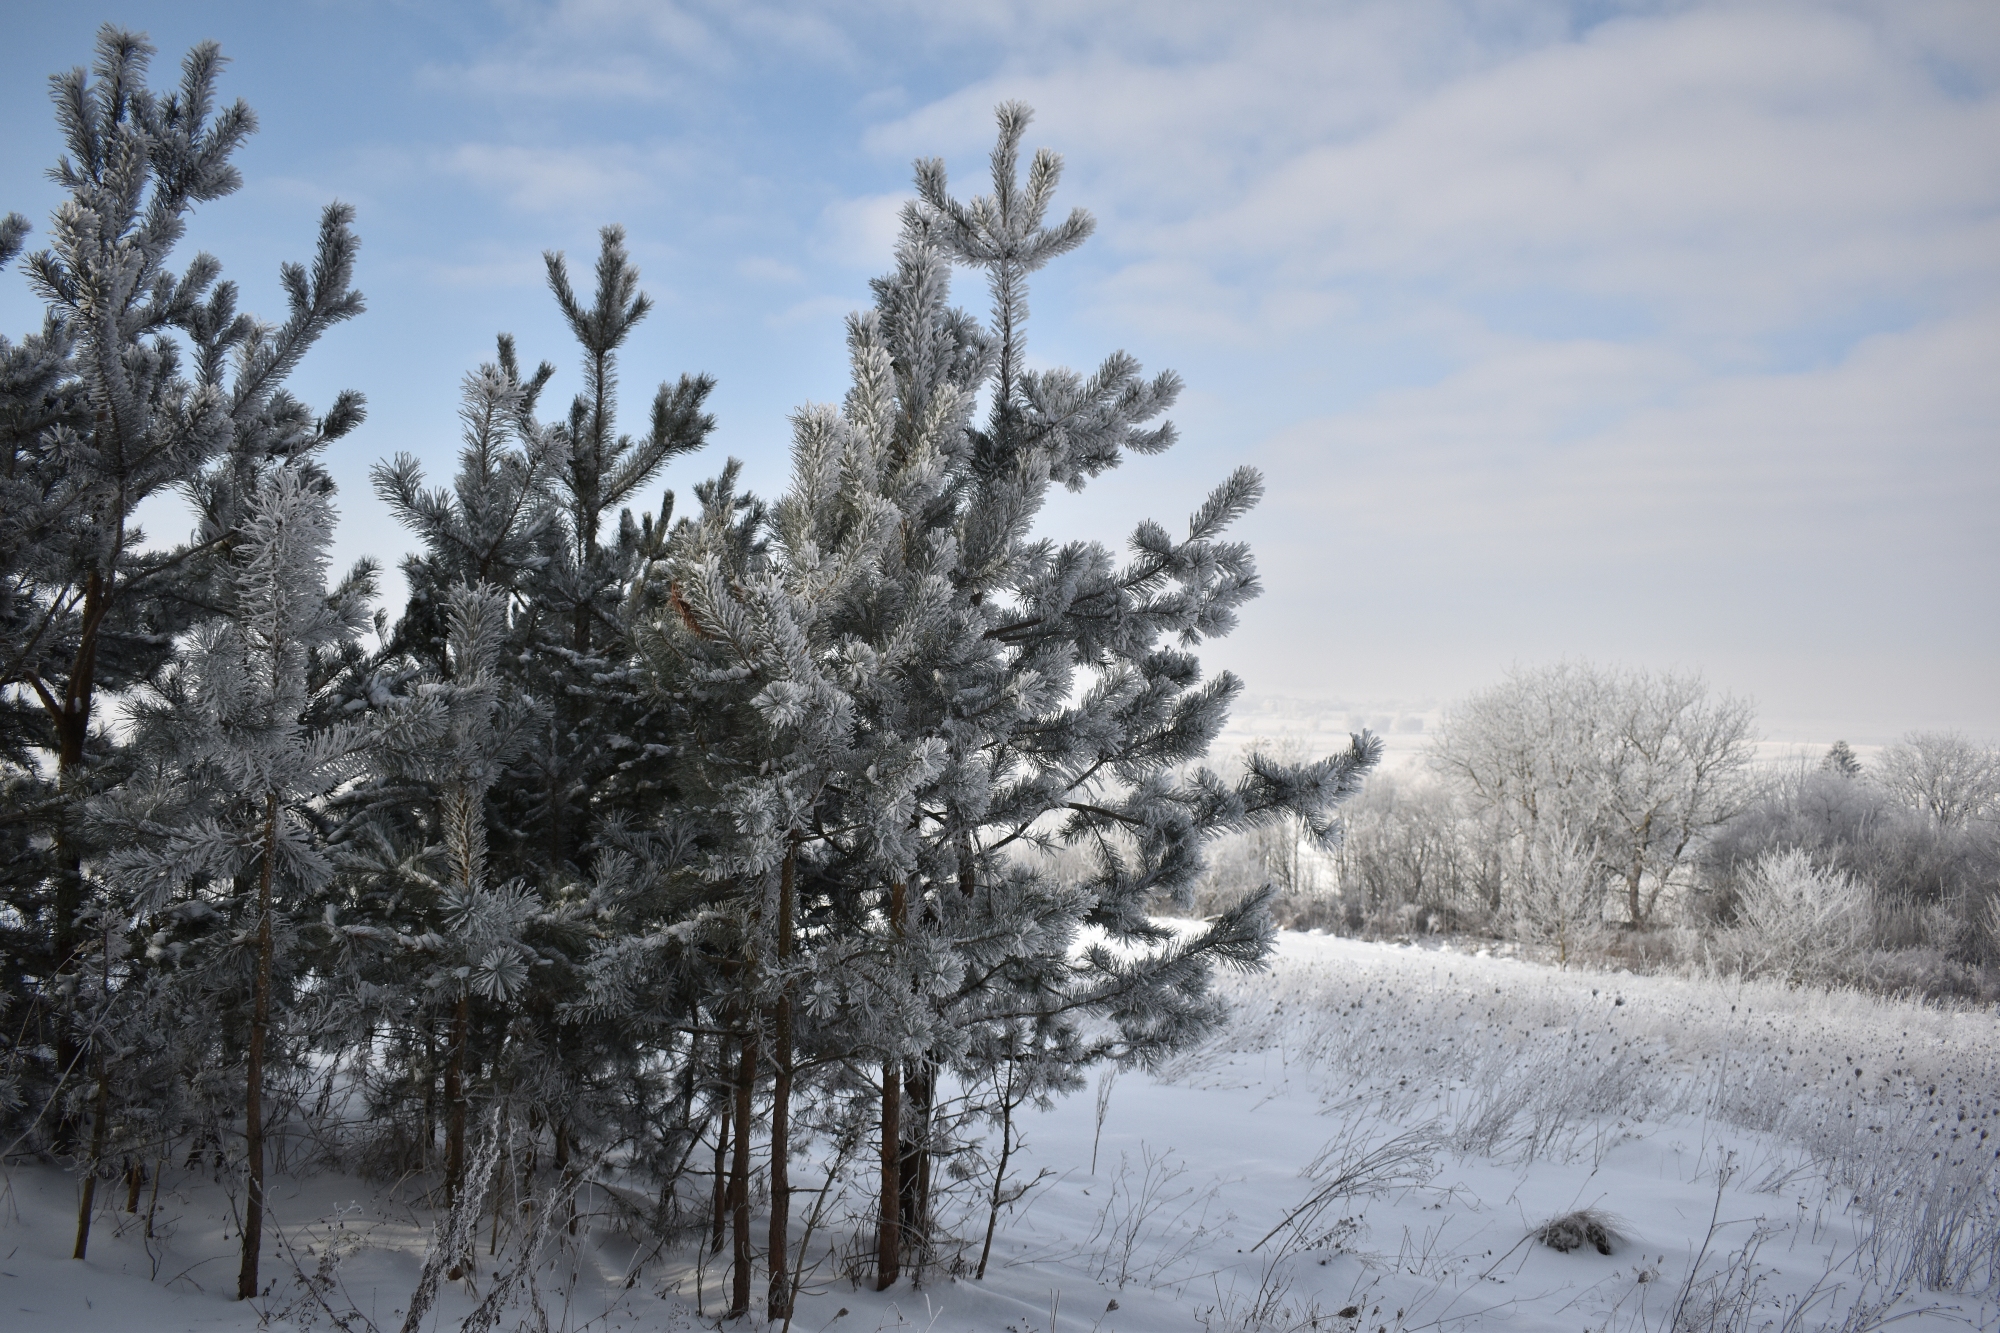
1201 664 2000 996
0 30 1374 1311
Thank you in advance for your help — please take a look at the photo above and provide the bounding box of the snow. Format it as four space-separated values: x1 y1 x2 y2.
6 932 1997 1332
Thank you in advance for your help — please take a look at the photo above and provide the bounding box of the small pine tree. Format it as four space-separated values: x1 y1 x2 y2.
95 462 371 1296
0 27 364 1159
370 239 727 1247
364 584 544 1209
514 226 714 880
1823 739 1862 778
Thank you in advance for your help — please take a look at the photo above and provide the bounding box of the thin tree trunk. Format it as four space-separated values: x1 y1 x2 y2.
900 1056 934 1280
518 1109 540 1230
728 1026 757 1318
422 1019 438 1165
145 1154 163 1239
876 879 907 1291
48 574 108 1153
238 792 279 1300
490 1125 508 1256
976 1059 1017 1281
444 992 470 1208
51 566 108 966
554 1120 578 1235
877 1057 901 1291
767 840 796 1320
71 1050 110 1259
710 1078 731 1255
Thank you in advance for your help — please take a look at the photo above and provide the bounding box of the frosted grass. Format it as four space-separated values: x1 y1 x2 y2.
1169 934 2000 1306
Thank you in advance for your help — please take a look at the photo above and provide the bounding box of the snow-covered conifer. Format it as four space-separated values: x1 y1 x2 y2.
371 340 560 667
368 235 718 1211
635 104 1379 1295
92 461 371 1297
357 584 545 1209
0 27 364 1157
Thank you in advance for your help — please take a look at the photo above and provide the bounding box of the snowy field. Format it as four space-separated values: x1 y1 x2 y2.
5 932 1998 1333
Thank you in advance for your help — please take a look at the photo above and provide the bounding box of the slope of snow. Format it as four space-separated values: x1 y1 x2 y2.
5 932 1996 1332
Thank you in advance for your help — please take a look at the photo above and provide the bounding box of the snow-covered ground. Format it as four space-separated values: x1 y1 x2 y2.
6 933 1997 1332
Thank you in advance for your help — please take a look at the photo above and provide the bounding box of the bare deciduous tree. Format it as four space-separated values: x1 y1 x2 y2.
1876 732 2000 829
1430 662 1756 926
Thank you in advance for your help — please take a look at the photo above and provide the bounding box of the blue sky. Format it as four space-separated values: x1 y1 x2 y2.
4 0 1996 741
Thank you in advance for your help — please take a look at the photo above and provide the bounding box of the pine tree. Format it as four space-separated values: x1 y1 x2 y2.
371 338 560 668
1823 739 1862 778
516 225 714 881
0 27 363 1153
93 462 371 1296
370 241 722 1249
834 105 1378 1286
364 584 544 1211
639 104 1379 1299
4 39 1383 1319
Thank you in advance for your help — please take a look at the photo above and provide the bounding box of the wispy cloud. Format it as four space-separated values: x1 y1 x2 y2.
418 0 867 103
812 191 907 269
10 0 1989 736
845 0 1999 730
438 141 699 214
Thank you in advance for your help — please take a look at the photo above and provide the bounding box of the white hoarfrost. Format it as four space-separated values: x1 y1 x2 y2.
5 932 1996 1332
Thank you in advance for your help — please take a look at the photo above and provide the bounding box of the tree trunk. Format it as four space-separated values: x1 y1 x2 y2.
710 1074 730 1255
490 1129 509 1256
145 1155 163 1239
766 840 796 1320
71 1050 110 1259
444 992 470 1209
519 1108 540 1231
554 1120 578 1235
877 1057 901 1291
728 1026 757 1318
422 1020 438 1165
876 878 907 1291
238 793 279 1301
50 567 107 969
900 1056 934 1279
976 1060 1017 1281
47 572 111 1154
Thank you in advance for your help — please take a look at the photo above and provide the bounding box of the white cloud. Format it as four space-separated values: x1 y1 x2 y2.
864 1 2000 350
420 0 868 102
812 191 907 269
737 255 804 283
33 0 1979 734
401 0 1999 731
1193 6 2000 330
1222 301 2000 726
439 141 696 214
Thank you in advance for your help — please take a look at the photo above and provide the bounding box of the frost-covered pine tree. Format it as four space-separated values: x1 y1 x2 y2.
642 104 1380 1297
1822 739 1862 778
93 462 371 1297
0 27 364 1152
371 337 560 668
610 462 814 1317
365 244 730 1260
814 107 1374 1287
513 226 714 881
358 584 544 1210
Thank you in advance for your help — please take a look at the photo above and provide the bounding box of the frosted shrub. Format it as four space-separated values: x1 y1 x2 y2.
1732 848 1865 981
1509 826 1605 962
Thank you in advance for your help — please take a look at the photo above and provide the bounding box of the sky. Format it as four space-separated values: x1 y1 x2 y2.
3 0 1996 744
